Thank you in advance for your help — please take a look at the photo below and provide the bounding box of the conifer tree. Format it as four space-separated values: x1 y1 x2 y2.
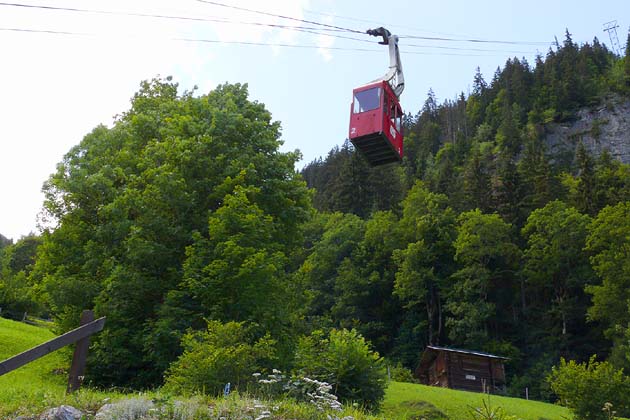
462 145 493 213
575 142 598 216
494 152 522 226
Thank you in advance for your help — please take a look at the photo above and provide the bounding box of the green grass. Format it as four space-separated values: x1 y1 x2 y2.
382 381 571 420
0 317 573 419
0 317 121 418
0 316 67 405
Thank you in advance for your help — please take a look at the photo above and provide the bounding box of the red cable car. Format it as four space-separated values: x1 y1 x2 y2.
349 27 405 166
349 80 403 166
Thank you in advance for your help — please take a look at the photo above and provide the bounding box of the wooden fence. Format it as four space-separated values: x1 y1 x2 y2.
0 310 105 392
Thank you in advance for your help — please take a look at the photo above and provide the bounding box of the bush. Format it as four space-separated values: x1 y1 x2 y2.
293 329 387 411
548 356 630 420
163 321 276 395
385 361 417 383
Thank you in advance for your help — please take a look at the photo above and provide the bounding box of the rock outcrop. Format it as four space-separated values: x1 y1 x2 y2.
544 96 630 167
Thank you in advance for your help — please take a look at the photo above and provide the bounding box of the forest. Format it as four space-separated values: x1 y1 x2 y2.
1 30 630 404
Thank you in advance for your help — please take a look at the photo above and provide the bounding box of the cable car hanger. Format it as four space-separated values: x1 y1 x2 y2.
366 27 404 99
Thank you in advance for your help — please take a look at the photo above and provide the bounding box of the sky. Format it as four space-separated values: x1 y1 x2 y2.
0 0 628 241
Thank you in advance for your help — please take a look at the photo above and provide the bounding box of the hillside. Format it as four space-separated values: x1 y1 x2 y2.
0 316 570 419
383 381 570 420
0 317 68 414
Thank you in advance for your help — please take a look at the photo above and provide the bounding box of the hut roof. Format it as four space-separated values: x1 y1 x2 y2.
419 345 508 370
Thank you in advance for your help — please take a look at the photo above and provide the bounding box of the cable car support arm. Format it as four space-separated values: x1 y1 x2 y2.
366 27 404 98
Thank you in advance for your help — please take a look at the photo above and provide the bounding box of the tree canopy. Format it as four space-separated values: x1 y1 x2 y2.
33 79 311 386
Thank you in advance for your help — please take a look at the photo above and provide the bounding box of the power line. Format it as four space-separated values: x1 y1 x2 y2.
0 2 347 33
406 42 534 55
0 26 524 57
302 8 525 42
0 1 550 50
192 0 550 47
400 34 550 46
0 1 540 54
194 0 365 35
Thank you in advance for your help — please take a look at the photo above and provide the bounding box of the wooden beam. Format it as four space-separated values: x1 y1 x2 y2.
0 316 105 377
67 310 95 393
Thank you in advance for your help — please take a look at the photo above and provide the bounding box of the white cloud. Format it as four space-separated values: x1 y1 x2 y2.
315 16 335 61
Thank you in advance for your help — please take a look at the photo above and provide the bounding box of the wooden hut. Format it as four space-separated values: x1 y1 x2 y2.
416 346 507 394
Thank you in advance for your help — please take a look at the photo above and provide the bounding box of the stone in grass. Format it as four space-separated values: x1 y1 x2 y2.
39 405 83 420
94 397 156 419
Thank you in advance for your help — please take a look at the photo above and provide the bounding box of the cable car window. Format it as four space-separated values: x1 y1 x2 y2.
353 87 381 114
390 102 396 129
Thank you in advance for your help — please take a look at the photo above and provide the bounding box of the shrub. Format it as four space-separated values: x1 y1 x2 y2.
468 396 516 420
548 356 630 420
385 361 417 383
293 329 387 411
163 321 276 395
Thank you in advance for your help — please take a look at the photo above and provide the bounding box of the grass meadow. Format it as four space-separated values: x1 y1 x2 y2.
0 317 572 419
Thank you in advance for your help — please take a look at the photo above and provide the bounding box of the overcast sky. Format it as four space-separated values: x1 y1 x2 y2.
1 0 628 241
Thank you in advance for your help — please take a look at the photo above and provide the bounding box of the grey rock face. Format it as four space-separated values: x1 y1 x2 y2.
544 97 630 166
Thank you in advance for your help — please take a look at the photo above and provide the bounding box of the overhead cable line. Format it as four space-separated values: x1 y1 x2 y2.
0 1 348 33
302 7 495 40
194 0 550 47
405 42 533 54
400 34 550 46
0 2 372 45
0 26 525 57
0 1 539 54
301 8 552 45
194 0 365 34
0 1 551 47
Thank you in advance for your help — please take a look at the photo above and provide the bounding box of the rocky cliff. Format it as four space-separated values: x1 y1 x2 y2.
544 96 630 167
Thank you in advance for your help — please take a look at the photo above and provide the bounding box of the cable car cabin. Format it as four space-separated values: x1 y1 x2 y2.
349 80 403 166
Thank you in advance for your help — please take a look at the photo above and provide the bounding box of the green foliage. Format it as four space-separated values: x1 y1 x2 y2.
331 210 403 355
447 210 520 348
521 201 594 348
462 143 494 213
181 185 289 337
563 145 630 217
294 329 387 411
300 141 403 217
33 78 311 387
548 356 630 420
468 397 517 420
585 202 630 366
386 361 418 383
164 320 277 395
298 212 366 319
394 182 456 347
0 235 43 319
507 354 555 402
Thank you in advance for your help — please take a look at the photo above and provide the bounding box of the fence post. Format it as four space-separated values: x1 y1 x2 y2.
67 310 94 393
